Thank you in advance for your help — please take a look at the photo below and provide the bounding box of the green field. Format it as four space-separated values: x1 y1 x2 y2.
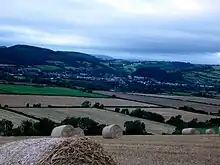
36 65 61 71
0 84 108 97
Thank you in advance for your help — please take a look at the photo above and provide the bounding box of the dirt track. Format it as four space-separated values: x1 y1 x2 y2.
0 135 219 165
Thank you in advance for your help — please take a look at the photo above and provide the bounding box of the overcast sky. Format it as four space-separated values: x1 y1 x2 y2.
1 0 220 64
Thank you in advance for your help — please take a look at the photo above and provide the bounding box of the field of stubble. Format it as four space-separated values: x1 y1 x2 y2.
96 91 220 113
0 94 155 107
0 135 219 165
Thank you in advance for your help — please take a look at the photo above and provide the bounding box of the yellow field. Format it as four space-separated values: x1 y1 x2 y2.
0 94 155 107
108 107 219 122
0 135 219 165
12 108 175 134
0 109 37 126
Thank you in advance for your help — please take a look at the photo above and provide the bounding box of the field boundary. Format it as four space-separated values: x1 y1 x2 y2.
130 94 220 106
8 105 159 109
0 108 41 121
0 92 110 98
114 96 175 109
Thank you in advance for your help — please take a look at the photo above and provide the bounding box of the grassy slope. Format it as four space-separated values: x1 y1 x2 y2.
0 84 108 97
183 66 220 85
35 65 61 71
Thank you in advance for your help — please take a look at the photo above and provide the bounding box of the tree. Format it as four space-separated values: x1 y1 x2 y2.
166 115 186 129
130 108 143 118
121 109 129 115
26 103 30 108
81 101 92 108
93 102 100 108
111 95 116 98
19 120 37 136
61 117 80 128
0 119 13 136
99 104 104 109
115 108 120 113
124 120 146 135
34 118 56 136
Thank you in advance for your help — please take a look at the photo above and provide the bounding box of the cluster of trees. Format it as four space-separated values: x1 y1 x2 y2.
81 101 104 109
179 106 208 115
115 108 165 123
0 117 149 136
166 115 220 134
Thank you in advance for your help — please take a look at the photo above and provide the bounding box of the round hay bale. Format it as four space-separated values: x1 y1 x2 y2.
102 124 123 139
51 125 75 137
73 127 85 136
182 128 198 135
205 128 214 135
0 137 116 165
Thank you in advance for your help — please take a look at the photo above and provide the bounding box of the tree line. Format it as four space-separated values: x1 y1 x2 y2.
0 117 150 136
114 107 220 134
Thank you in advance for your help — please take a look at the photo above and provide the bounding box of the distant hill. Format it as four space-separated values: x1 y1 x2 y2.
0 45 115 73
132 67 183 82
94 55 114 60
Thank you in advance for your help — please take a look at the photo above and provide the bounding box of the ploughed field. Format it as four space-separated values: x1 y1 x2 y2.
0 135 219 165
0 94 155 107
108 107 220 122
12 108 175 134
96 91 220 113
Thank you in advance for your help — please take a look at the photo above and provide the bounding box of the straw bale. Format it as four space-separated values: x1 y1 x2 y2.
205 128 214 135
102 124 123 139
0 137 116 165
182 128 198 135
51 125 84 137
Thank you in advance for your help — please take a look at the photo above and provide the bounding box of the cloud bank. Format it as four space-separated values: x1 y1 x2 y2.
0 0 220 64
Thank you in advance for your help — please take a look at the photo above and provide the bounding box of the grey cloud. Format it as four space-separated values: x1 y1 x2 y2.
1 0 220 64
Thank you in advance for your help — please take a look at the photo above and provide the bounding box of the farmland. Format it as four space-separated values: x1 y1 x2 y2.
108 107 219 122
130 93 220 105
0 109 37 127
0 135 219 165
0 84 107 97
97 91 220 112
0 94 155 107
12 108 175 134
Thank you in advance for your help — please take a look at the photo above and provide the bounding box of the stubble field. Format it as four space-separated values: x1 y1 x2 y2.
12 108 175 134
130 93 220 105
0 135 219 165
0 94 155 107
0 108 37 126
108 107 220 122
97 91 220 112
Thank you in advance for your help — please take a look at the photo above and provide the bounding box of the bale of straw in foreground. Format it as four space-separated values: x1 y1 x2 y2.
182 128 199 135
205 128 214 135
0 137 116 165
51 125 84 137
102 124 123 139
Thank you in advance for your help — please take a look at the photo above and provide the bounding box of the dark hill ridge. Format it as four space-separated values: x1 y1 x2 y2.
0 45 99 65
0 45 115 73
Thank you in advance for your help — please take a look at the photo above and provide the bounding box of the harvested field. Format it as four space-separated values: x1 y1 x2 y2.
97 91 220 113
130 93 220 105
0 108 37 126
13 108 175 134
0 94 155 107
0 135 219 165
108 108 219 122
